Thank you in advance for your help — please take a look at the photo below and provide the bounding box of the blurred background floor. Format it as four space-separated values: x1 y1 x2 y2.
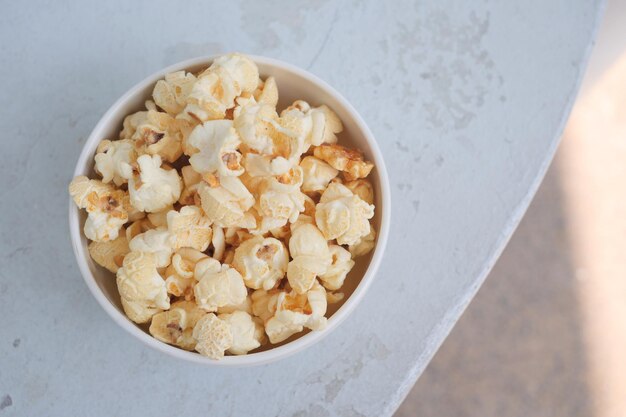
396 1 626 416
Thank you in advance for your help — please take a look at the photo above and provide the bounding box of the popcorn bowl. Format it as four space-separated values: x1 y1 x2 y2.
69 55 391 366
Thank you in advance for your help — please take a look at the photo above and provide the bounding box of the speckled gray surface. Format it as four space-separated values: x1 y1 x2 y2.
0 1 603 416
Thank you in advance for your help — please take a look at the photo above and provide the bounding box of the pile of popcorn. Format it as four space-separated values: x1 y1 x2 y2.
69 53 376 359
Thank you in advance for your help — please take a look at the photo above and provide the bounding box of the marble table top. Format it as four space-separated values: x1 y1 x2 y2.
0 0 604 416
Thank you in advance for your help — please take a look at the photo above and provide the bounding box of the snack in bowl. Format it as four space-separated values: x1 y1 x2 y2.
69 53 377 360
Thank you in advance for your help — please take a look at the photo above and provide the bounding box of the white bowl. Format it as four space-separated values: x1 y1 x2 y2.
69 55 391 366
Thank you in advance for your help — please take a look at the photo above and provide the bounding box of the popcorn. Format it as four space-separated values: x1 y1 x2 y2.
319 245 354 290
287 223 331 294
197 176 254 227
208 53 259 95
88 234 130 273
264 281 328 343
129 228 176 268
69 176 128 242
232 236 288 290
164 248 208 298
70 53 379 359
116 251 170 323
192 313 233 359
233 97 278 155
344 178 374 205
128 154 182 213
187 120 244 177
280 100 343 148
166 206 212 251
194 259 247 312
349 228 376 258
218 310 265 355
152 71 197 115
94 139 136 186
252 76 278 107
255 167 305 224
131 110 185 163
178 165 202 206
299 156 338 193
149 300 206 350
313 144 374 181
315 182 374 245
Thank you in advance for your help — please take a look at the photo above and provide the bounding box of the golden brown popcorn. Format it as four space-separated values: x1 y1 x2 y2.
166 206 212 251
232 236 289 290
315 182 374 246
88 234 130 273
152 71 197 115
313 144 374 181
192 313 233 359
149 300 206 350
128 154 182 213
69 176 128 242
116 251 170 324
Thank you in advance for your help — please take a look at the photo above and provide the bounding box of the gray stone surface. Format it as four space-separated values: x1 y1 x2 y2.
0 1 603 416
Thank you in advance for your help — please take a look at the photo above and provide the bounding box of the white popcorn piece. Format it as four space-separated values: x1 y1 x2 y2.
313 144 374 181
208 53 259 95
344 178 375 205
279 100 343 150
252 76 278 107
125 218 153 241
234 97 278 155
319 245 354 290
131 110 185 163
197 176 255 227
211 225 225 262
149 300 206 350
194 260 248 313
232 236 288 290
116 251 170 324
166 205 212 251
250 289 279 323
218 310 265 355
69 176 128 242
128 154 182 213
88 234 130 273
152 71 197 115
315 182 374 245
349 227 376 258
192 313 233 359
243 153 291 178
217 295 252 315
146 206 173 228
129 227 176 268
326 291 345 304
94 139 136 186
187 120 244 177
265 281 328 344
299 156 339 193
178 165 202 206
255 167 305 224
179 72 236 122
287 223 331 294
164 248 208 299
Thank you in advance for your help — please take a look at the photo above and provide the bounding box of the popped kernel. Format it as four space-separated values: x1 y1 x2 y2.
232 236 289 290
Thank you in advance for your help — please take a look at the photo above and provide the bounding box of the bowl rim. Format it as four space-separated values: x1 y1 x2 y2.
68 54 391 366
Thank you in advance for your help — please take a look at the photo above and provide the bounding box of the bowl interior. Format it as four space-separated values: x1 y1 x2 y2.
71 56 387 363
